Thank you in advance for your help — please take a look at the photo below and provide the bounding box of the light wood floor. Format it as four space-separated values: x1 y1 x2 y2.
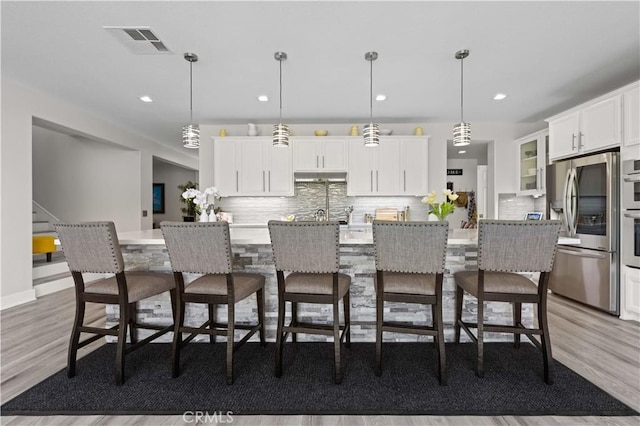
1 288 639 425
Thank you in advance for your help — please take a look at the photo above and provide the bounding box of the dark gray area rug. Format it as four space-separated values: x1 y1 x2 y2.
1 342 637 416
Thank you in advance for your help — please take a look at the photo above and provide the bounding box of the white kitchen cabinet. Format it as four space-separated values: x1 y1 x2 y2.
548 95 621 161
621 265 640 321
213 137 293 196
515 130 548 196
293 137 347 172
623 86 639 147
347 136 428 196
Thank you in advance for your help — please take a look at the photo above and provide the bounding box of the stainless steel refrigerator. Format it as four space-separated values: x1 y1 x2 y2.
546 151 619 314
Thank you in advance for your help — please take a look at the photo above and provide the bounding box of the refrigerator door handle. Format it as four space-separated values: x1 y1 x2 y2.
624 211 640 219
568 168 578 236
562 167 573 236
557 247 608 259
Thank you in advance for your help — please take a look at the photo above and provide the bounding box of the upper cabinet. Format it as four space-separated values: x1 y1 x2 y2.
292 137 347 172
347 136 428 196
515 130 548 196
213 137 293 197
548 95 621 161
623 86 639 147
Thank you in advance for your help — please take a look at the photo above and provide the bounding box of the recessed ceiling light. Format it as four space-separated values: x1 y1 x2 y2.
139 95 153 103
458 150 467 154
257 95 269 102
376 94 386 101
493 93 507 100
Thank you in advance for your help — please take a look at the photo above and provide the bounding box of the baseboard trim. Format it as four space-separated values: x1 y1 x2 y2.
34 276 74 297
0 289 37 311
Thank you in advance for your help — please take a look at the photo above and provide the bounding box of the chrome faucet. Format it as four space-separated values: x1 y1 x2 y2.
314 208 327 221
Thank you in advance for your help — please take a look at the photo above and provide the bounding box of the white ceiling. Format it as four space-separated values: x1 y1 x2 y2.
2 1 639 159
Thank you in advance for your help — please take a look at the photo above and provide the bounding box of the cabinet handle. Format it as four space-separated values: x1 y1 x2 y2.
263 171 265 192
376 170 379 192
322 156 325 168
236 171 239 192
370 170 373 192
579 132 584 149
268 171 271 192
316 155 319 168
571 133 576 150
403 170 406 192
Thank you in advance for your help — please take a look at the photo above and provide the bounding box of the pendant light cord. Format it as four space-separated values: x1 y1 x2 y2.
369 57 373 124
189 60 194 125
279 58 283 125
460 57 464 123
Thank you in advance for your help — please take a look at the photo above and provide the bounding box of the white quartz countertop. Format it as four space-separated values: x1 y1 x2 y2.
113 227 579 246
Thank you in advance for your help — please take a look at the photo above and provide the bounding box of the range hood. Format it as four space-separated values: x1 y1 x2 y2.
294 172 347 182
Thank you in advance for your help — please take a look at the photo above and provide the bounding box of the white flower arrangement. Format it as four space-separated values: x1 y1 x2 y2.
421 189 459 221
182 186 221 215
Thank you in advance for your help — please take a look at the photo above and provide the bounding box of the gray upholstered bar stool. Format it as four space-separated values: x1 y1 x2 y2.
54 222 176 385
372 220 449 384
454 219 561 384
268 220 351 384
161 221 265 385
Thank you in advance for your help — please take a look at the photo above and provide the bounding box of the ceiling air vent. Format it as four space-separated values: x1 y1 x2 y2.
104 26 172 54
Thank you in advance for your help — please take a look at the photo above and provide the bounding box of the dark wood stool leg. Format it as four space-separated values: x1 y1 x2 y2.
454 285 464 343
257 288 266 347
291 302 298 343
67 296 85 378
539 298 554 384
128 302 137 344
476 296 484 378
513 302 522 349
333 298 342 384
435 301 447 385
226 302 235 385
275 294 285 378
375 272 384 377
208 304 216 344
171 298 185 378
46 252 52 262
343 291 351 348
115 302 129 385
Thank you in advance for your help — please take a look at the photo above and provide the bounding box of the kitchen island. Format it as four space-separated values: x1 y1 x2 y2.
107 226 576 343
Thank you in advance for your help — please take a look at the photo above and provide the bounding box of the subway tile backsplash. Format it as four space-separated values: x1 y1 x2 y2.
217 182 428 224
498 194 547 220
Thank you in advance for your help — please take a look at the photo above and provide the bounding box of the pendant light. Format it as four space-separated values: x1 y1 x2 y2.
182 52 199 149
453 49 471 147
273 51 290 147
363 51 380 147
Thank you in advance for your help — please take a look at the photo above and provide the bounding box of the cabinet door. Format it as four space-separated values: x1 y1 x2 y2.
375 139 401 195
580 95 621 153
213 139 240 196
321 139 347 171
239 139 266 195
401 138 428 195
548 112 579 161
623 87 639 147
292 138 320 171
266 143 293 195
347 139 375 195
622 265 640 320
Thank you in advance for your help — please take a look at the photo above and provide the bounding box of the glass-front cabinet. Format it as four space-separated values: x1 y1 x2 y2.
515 130 548 196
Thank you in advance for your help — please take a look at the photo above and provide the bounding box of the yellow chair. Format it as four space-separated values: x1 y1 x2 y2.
32 235 56 262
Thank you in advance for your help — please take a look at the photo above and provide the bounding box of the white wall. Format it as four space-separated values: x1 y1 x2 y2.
32 126 140 230
446 158 478 228
152 159 198 224
1 79 197 309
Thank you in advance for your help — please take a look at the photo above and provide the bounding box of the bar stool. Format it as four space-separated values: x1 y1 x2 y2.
54 222 176 385
372 220 449 384
161 221 265 385
454 219 561 384
268 220 351 384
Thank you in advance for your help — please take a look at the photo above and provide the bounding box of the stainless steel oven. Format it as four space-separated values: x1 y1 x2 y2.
623 159 640 210
623 210 640 268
